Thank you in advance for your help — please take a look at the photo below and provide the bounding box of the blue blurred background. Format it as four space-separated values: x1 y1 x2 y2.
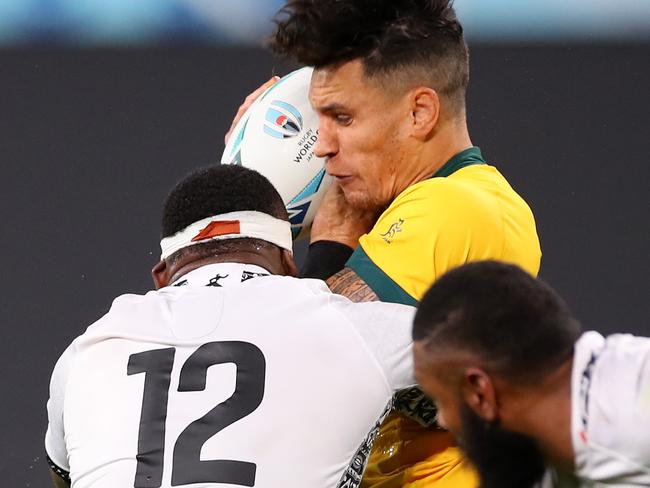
1 0 649 46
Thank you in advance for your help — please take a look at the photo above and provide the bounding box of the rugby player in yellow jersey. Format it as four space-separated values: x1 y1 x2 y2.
264 1 542 487
224 1 541 487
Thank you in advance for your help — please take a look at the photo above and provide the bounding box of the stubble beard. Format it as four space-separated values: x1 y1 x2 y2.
341 184 389 213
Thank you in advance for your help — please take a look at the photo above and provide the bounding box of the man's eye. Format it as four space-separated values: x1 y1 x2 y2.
335 114 352 126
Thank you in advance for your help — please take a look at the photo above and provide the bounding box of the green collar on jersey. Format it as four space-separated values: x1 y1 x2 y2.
432 146 486 178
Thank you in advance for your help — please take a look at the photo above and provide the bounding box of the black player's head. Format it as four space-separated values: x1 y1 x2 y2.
412 261 581 488
270 0 469 115
413 260 581 383
152 165 296 288
161 164 288 238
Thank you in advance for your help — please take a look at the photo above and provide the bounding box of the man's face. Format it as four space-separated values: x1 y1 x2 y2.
309 60 414 211
414 342 547 488
413 341 464 434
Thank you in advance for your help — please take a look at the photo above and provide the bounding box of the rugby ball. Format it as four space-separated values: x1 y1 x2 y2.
221 67 330 240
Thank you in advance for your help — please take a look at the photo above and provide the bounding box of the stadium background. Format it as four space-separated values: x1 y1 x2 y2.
0 1 648 485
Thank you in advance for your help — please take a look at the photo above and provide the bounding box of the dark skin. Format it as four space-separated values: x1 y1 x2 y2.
151 244 298 289
50 473 69 488
49 241 297 487
413 342 576 470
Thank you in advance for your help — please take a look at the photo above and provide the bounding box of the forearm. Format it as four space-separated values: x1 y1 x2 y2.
50 470 70 488
47 455 70 488
326 268 379 303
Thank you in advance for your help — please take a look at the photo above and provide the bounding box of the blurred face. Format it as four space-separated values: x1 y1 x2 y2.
414 342 547 488
413 341 463 434
309 60 416 210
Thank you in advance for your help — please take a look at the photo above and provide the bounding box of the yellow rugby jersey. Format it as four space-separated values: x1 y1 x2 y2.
347 146 541 304
347 147 541 488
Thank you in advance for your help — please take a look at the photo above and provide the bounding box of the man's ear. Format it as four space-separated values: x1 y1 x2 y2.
461 367 499 422
410 87 440 138
281 249 299 277
151 260 169 289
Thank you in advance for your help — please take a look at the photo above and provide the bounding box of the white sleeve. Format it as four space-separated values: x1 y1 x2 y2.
579 333 650 483
335 297 416 391
45 343 76 472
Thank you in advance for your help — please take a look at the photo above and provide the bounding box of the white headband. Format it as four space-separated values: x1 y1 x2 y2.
160 211 293 260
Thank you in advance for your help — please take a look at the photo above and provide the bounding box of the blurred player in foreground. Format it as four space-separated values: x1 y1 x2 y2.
413 261 650 488
45 165 417 488
255 0 542 486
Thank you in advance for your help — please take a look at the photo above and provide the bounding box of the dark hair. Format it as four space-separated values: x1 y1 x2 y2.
161 165 288 260
162 165 287 237
413 261 582 383
270 0 469 112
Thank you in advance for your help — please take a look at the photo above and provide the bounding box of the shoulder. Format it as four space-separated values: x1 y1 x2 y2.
300 273 416 334
302 273 414 319
325 294 416 390
366 169 505 251
395 163 508 202
392 172 487 208
574 332 650 478
378 169 503 232
329 293 416 324
49 339 80 388
595 334 650 421
243 274 412 328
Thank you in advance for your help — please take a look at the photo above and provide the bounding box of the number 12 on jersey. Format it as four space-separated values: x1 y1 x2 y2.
127 341 266 487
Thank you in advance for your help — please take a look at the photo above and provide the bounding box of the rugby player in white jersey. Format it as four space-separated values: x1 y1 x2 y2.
45 164 416 488
412 261 650 488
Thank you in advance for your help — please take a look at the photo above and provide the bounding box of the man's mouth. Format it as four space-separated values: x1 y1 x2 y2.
332 174 354 184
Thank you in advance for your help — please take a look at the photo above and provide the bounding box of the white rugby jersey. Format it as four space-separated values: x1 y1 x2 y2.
542 331 650 487
45 263 416 488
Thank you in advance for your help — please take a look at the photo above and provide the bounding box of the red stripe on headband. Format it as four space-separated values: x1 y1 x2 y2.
191 220 241 242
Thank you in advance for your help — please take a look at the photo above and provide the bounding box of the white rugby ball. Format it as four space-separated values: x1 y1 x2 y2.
221 67 331 241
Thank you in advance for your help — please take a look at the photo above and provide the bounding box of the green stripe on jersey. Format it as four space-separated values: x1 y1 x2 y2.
346 246 418 306
433 146 486 178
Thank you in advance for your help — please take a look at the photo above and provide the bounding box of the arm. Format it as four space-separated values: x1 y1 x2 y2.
49 465 71 488
341 299 416 391
45 345 75 488
301 181 380 292
326 267 379 303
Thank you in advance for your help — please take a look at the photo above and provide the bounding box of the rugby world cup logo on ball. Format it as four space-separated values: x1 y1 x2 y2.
263 100 303 139
220 67 331 241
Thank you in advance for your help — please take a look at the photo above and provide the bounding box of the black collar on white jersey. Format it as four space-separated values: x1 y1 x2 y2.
169 262 272 288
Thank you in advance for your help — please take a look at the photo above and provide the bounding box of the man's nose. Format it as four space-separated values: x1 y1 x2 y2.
314 121 337 159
